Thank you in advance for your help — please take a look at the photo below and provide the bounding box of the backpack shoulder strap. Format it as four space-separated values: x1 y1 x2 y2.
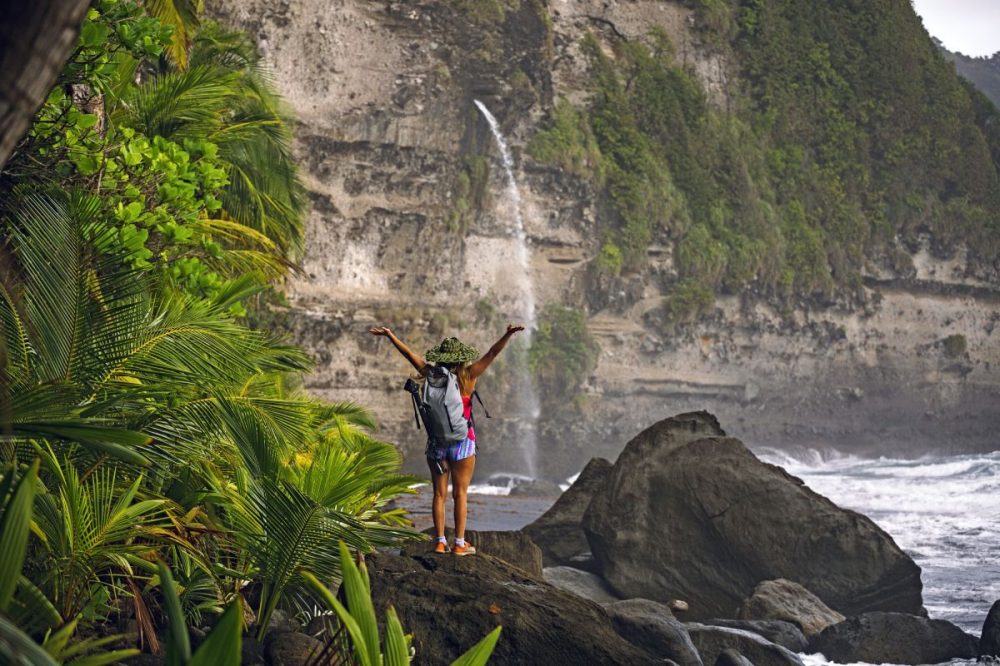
472 389 491 419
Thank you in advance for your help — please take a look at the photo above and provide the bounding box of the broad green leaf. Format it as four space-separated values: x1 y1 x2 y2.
159 562 192 666
0 459 39 611
301 570 371 666
189 597 241 666
338 541 380 666
66 649 141 666
0 615 58 666
450 626 502 666
384 607 411 666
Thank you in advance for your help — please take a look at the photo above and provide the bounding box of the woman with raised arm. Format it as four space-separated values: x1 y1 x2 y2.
368 324 524 555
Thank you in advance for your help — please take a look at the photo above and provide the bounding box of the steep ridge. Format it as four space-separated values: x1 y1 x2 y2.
210 0 1000 477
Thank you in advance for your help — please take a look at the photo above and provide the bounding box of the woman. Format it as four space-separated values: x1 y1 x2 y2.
368 324 524 555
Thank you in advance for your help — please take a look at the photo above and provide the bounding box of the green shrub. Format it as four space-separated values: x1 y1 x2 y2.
527 98 604 182
942 334 968 358
665 279 716 326
529 305 600 403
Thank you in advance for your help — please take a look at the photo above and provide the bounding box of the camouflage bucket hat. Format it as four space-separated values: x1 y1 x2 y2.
425 337 479 364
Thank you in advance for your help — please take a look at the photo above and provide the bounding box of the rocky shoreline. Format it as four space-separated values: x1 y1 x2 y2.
363 411 993 665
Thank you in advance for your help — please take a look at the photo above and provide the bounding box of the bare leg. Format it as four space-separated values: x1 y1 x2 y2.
428 458 450 539
450 455 476 541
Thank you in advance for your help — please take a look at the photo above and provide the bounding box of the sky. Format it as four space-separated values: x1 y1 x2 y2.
911 0 1000 57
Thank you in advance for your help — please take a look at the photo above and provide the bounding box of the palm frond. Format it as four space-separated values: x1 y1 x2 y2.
145 0 203 70
120 65 237 141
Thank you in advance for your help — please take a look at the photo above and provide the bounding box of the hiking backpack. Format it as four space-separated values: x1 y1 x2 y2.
404 366 491 445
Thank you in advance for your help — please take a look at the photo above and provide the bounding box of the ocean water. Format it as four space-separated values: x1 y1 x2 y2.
756 449 1000 637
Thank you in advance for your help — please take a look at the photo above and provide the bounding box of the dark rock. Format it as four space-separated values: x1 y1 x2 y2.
524 457 612 571
738 579 845 637
366 550 659 665
508 478 563 497
707 619 807 652
809 612 979 665
126 656 166 666
266 608 302 635
414 528 543 577
241 636 266 666
686 623 805 666
604 598 703 666
265 631 323 666
543 566 620 603
981 599 1000 657
304 614 336 638
583 412 923 619
714 648 754 666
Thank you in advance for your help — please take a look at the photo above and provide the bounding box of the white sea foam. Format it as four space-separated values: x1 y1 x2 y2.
758 448 1000 638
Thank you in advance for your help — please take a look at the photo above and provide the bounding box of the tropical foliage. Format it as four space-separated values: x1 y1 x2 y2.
0 2 492 663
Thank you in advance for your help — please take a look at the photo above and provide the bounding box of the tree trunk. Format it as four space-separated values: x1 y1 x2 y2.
0 0 91 170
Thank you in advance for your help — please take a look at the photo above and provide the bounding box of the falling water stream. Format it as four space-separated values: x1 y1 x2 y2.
473 100 540 479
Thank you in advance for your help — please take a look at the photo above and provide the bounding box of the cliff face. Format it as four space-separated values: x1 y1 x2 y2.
210 0 1000 478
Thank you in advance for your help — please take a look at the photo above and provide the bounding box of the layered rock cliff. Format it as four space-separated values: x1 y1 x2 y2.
210 0 1000 478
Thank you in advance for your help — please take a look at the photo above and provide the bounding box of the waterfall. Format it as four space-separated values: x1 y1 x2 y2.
473 99 540 479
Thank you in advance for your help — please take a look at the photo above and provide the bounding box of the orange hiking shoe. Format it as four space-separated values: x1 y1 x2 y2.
452 541 476 557
434 540 450 554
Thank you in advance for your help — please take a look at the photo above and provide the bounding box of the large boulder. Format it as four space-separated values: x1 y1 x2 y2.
413 528 543 577
738 579 845 637
365 550 660 665
583 412 923 619
705 619 807 652
685 624 805 666
524 457 612 571
603 599 703 666
809 612 979 665
264 632 323 666
543 566 620 603
981 599 1000 658
714 649 754 666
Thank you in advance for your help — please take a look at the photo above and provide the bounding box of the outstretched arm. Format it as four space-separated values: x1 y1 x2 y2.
467 324 525 380
368 326 427 374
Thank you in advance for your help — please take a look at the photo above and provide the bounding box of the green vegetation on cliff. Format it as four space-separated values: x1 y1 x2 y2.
529 0 1000 317
529 305 600 406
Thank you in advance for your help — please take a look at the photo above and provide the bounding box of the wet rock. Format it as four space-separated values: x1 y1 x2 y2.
413 528 543 577
544 566 620 603
524 457 611 571
809 612 979 665
738 579 845 637
508 478 563 497
706 619 807 652
604 598 703 666
714 648 754 666
686 623 805 666
583 412 923 619
981 599 1000 657
366 550 659 665
265 632 323 666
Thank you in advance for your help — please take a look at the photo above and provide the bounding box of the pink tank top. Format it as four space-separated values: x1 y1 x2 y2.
462 395 476 441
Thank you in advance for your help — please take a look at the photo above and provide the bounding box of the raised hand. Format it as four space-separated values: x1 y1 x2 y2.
368 326 393 337
506 324 525 335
